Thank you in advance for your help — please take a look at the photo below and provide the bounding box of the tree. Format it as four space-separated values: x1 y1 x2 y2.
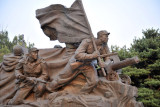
0 30 12 51
0 30 34 62
112 28 160 107
0 46 10 62
11 34 34 50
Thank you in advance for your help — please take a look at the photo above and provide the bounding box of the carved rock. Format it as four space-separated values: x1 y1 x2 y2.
47 77 143 107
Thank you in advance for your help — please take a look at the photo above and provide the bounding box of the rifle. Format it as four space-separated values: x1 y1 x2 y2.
18 77 47 89
21 77 47 84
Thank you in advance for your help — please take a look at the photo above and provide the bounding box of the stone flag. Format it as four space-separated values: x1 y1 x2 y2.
36 0 91 43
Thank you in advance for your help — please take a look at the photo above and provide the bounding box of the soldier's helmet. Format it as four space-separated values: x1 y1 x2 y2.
97 30 110 38
13 45 23 56
28 47 39 53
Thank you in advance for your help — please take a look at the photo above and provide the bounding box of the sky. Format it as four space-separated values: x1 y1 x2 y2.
0 0 160 49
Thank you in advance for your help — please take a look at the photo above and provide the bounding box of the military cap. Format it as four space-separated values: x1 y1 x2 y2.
28 47 39 53
97 30 110 36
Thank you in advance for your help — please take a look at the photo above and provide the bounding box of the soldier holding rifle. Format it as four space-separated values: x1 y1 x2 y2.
47 30 113 93
8 48 48 105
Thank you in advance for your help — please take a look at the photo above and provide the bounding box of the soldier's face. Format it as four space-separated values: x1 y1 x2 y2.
30 51 38 60
99 34 108 43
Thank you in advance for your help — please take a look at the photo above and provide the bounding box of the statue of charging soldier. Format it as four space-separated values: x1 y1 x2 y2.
8 47 49 105
47 30 112 93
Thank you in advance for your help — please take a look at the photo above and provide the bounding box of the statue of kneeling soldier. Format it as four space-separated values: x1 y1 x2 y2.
8 47 49 105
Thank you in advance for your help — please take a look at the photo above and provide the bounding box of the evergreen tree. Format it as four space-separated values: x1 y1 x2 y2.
0 30 12 51
112 28 160 107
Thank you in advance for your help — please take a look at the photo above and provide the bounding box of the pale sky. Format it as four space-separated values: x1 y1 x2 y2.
0 0 160 49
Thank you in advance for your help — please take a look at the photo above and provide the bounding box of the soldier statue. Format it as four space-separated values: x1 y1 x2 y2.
8 47 49 105
0 45 23 104
47 30 111 93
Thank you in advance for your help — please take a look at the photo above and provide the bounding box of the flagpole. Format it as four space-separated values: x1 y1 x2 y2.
78 0 106 76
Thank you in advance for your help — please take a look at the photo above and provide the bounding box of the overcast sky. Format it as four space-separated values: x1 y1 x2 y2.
0 0 160 49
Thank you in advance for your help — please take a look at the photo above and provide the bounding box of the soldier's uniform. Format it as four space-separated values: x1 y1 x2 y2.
48 37 110 93
9 51 48 105
74 38 110 93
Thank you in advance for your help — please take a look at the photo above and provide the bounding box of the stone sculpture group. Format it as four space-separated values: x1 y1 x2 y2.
0 0 144 107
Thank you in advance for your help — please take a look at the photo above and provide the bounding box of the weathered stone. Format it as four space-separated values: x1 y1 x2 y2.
0 0 144 107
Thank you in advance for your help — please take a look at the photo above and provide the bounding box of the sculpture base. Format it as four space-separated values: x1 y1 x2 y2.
47 78 143 107
2 77 143 107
